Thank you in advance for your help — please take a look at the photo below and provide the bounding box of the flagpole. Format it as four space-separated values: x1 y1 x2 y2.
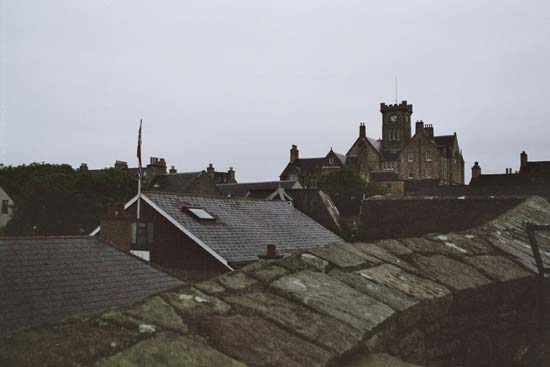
137 119 143 222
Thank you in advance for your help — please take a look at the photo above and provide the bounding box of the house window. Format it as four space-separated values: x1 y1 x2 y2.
426 151 432 161
408 151 414 162
188 208 215 220
131 222 154 250
1 200 8 214
328 157 334 165
408 165 414 179
426 166 432 178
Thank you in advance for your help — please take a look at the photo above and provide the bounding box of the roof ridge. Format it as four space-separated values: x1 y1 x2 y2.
143 191 287 203
217 180 296 186
0 235 93 240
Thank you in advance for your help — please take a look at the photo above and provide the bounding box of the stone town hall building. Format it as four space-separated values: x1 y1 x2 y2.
280 100 465 188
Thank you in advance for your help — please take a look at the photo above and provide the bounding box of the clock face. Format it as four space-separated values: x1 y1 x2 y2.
390 114 398 122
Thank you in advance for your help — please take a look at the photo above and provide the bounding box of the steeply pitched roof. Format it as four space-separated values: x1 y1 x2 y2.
367 137 382 152
151 172 203 192
142 192 342 264
433 135 455 148
0 236 182 337
217 180 300 198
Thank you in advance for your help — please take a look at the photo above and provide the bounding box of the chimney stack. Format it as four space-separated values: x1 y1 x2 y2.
359 123 366 138
415 121 424 135
79 163 88 171
520 151 528 171
290 145 299 163
424 124 434 138
100 203 131 251
258 244 283 259
472 162 481 180
227 167 236 183
169 165 177 174
207 163 215 177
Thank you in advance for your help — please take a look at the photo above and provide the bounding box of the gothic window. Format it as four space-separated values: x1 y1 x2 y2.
408 165 414 179
329 157 334 165
426 166 432 178
396 129 400 141
426 151 432 161
408 151 414 162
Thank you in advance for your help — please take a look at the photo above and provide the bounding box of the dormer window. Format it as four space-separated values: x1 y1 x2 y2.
188 208 215 220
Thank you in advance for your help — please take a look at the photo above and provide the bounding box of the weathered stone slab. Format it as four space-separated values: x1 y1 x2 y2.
353 243 418 274
300 253 330 272
277 253 328 273
359 264 452 321
194 279 226 295
0 317 141 367
375 239 413 256
96 333 246 367
398 238 457 256
426 232 494 255
243 264 289 283
101 296 187 332
195 315 333 367
224 291 363 355
308 245 369 268
163 288 230 317
389 328 425 365
330 269 421 329
272 270 395 333
335 243 383 265
409 254 493 291
217 272 258 291
483 232 539 273
463 255 533 282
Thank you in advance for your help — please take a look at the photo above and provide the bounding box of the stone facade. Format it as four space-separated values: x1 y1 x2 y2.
280 101 465 188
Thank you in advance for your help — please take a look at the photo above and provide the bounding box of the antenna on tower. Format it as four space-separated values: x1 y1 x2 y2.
395 76 398 104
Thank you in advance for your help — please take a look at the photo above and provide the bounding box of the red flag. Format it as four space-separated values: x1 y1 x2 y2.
137 119 142 178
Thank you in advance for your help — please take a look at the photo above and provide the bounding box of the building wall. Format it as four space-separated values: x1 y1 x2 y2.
399 134 443 182
0 186 14 228
125 201 229 274
358 196 523 241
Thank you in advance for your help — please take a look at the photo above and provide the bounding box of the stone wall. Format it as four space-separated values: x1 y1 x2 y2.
359 196 523 241
1 197 550 367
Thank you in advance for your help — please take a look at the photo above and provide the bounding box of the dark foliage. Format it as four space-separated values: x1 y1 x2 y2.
0 164 136 235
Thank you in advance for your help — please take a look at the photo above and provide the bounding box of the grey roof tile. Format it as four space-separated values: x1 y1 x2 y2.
144 192 342 264
0 236 183 337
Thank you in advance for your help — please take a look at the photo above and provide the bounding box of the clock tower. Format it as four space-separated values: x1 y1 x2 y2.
380 100 413 152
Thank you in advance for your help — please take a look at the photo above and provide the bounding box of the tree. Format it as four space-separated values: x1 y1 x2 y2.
1 164 137 236
317 167 369 195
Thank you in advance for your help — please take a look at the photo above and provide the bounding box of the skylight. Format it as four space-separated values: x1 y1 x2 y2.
188 208 215 220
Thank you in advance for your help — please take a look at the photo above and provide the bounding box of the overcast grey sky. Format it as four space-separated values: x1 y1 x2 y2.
1 0 549 182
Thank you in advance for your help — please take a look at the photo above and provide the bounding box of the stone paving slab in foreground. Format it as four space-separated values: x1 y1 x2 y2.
1 196 550 367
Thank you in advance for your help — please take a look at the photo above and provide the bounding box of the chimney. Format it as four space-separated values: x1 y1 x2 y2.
159 158 166 168
227 167 236 183
150 157 157 165
206 163 215 177
424 124 434 138
415 121 424 135
258 244 283 259
169 165 177 174
114 160 128 170
520 151 528 171
100 203 131 251
359 123 366 138
290 145 299 163
79 163 88 171
472 162 481 179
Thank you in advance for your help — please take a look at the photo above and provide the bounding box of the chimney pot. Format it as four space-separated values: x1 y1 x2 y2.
266 244 277 257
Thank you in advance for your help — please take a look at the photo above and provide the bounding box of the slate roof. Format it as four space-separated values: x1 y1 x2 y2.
0 236 183 337
433 135 455 148
142 191 342 264
151 172 203 192
217 180 301 198
367 137 382 152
